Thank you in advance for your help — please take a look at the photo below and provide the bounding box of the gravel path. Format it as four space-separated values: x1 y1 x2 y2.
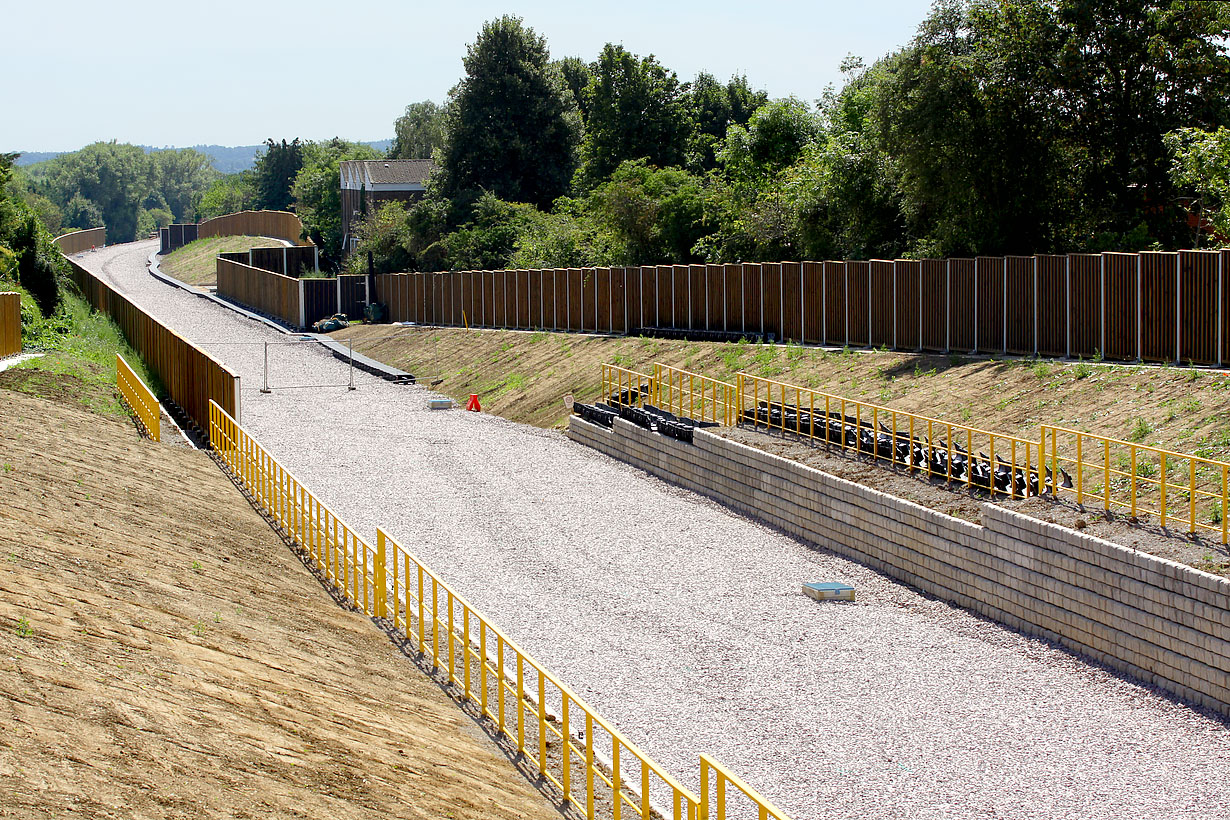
76 240 1230 820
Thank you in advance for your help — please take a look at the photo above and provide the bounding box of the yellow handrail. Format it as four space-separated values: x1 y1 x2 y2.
117 353 160 442
653 364 738 426
1042 425 1230 543
207 398 785 820
601 363 655 409
699 755 791 820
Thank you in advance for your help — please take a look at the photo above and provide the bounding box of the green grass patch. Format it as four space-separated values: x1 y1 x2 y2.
0 289 160 418
159 235 284 287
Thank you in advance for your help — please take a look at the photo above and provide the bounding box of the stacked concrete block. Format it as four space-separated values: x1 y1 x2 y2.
566 415 1230 716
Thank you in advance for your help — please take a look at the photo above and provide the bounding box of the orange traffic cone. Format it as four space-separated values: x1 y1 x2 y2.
466 393 481 412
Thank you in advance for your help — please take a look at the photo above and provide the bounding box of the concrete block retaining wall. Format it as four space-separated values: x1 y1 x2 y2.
567 415 1230 717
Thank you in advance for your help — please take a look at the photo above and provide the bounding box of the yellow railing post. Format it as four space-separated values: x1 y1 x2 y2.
375 529 387 619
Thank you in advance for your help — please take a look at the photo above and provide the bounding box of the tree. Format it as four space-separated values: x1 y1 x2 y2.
555 56 594 122
437 16 581 211
197 171 257 219
1166 126 1230 246
720 98 820 184
149 148 217 222
580 45 692 183
686 72 768 172
390 101 447 159
38 142 149 241
253 138 304 211
292 139 381 269
586 160 709 263
1054 0 1230 246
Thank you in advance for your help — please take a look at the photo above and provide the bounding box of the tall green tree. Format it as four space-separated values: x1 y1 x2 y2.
1166 125 1230 246
686 73 768 172
1054 0 1230 245
38 142 149 241
292 138 381 269
437 16 581 211
150 148 217 222
580 45 692 183
390 101 447 159
253 138 304 212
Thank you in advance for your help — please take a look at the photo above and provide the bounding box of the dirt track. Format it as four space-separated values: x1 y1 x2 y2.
0 387 557 820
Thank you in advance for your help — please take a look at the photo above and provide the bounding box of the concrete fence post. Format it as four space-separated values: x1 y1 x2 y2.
892 262 898 350
973 263 979 354
799 264 804 344
1136 254 1143 362
1100 255 1106 357
1033 256 1039 357
1175 254 1182 365
821 263 826 344
1065 256 1071 359
945 259 951 353
845 265 850 348
1002 257 1007 354
917 264 923 352
1218 253 1224 368
298 278 307 332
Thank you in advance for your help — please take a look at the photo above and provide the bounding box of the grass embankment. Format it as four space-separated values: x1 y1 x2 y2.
0 365 560 820
158 235 284 287
333 324 1230 461
1 283 158 418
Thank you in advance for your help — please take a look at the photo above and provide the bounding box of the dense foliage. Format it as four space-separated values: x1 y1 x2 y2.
1 153 67 318
344 2 1229 274
21 2 1229 272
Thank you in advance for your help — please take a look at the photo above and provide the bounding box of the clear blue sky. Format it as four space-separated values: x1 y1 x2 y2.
4 0 933 153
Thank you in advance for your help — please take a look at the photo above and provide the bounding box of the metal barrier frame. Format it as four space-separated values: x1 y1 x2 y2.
1042 425 1230 543
117 353 160 441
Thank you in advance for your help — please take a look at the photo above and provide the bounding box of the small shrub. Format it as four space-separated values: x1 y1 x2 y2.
1128 418 1152 442
1073 361 1093 380
15 617 32 638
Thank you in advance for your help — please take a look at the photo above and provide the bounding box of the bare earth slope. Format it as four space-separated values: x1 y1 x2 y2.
0 387 556 820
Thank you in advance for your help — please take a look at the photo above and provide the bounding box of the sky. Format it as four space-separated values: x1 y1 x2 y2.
3 0 934 154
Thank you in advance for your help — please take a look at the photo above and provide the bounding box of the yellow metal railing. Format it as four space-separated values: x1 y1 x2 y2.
700 756 791 820
601 363 655 409
1042 426 1230 543
738 372 1044 499
209 401 381 616
207 398 789 820
654 364 738 426
117 353 160 442
383 528 699 820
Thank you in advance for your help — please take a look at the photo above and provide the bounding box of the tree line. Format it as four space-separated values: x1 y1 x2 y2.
8 0 1229 278
349 0 1230 274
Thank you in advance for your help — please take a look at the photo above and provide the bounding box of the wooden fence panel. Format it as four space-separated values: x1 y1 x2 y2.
1069 253 1102 359
869 260 894 348
54 227 107 255
338 275 366 319
1140 252 1177 363
0 292 20 357
893 260 921 351
919 260 947 351
947 259 975 352
302 279 336 327
1179 251 1218 365
1005 257 1035 354
801 262 822 344
762 263 783 341
539 269 555 329
216 258 301 328
577 268 593 331
1223 251 1230 366
609 268 626 333
1103 253 1138 361
1036 255 1067 357
846 261 871 347
723 264 742 332
823 262 846 345
591 268 608 332
703 265 723 332
974 257 1004 353
686 264 705 331
780 262 802 342
741 264 763 335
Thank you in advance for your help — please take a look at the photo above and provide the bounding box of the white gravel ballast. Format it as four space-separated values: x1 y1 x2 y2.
77 240 1230 820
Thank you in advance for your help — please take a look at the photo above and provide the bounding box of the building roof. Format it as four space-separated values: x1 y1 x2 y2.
340 159 436 191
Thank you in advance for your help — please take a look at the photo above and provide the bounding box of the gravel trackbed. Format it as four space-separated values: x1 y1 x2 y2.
74 239 1230 820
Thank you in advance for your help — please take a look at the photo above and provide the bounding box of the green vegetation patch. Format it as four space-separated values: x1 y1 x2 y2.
159 235 285 287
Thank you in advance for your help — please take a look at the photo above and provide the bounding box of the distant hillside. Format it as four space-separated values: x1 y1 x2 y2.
14 139 394 174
